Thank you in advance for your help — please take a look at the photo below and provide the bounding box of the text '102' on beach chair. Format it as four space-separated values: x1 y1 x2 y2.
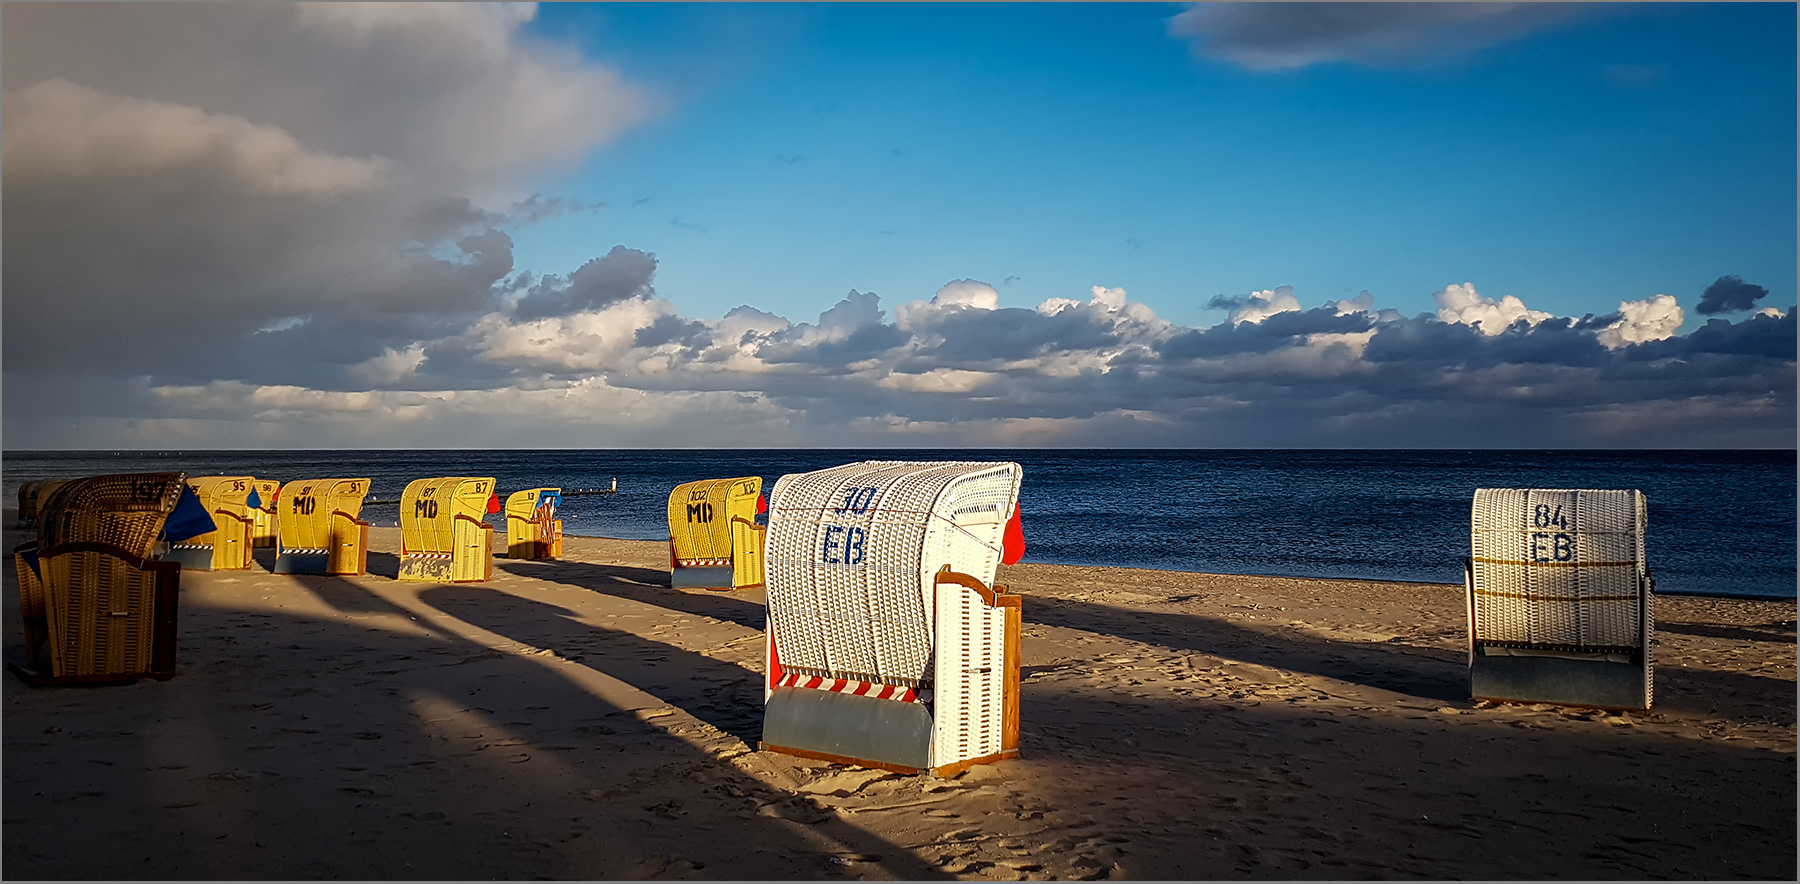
1468 488 1654 711
666 477 766 590
8 473 205 685
398 477 498 583
505 488 563 560
165 476 258 572
272 479 372 575
760 461 1027 776
249 478 281 547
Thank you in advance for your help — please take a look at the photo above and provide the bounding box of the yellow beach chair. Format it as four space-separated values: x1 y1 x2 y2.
667 477 765 590
249 478 281 547
166 476 258 571
9 473 189 685
398 477 497 583
273 478 372 575
505 488 563 560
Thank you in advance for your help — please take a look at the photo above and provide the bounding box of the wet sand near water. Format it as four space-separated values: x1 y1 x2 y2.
4 522 1793 880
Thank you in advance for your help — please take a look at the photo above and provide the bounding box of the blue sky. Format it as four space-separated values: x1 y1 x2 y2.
2 2 1793 449
509 2 1795 329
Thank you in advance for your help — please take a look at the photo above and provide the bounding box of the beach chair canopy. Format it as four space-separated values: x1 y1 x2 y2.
764 460 1022 687
666 477 761 565
183 476 257 546
277 479 371 550
1471 488 1647 652
38 473 188 561
400 477 497 555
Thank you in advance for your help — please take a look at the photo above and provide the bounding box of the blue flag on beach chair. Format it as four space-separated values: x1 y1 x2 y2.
162 484 216 544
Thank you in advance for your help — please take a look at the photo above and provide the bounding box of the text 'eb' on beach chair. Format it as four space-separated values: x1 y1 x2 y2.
398 477 498 583
761 461 1027 776
667 477 766 590
505 488 563 560
9 472 203 685
164 476 259 572
1468 488 1654 711
273 479 372 575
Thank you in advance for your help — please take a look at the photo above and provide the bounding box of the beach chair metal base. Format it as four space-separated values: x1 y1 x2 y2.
1470 649 1651 712
761 686 935 771
272 551 331 574
164 546 216 571
670 565 734 590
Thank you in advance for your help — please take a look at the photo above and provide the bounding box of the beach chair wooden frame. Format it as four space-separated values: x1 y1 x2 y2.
8 473 185 686
398 477 495 583
666 477 765 590
273 479 372 576
165 476 258 571
505 488 563 560
249 478 281 547
1467 488 1654 711
760 461 1023 776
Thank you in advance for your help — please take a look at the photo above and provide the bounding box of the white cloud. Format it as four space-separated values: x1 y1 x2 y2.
1434 282 1553 335
1229 286 1303 325
1597 294 1684 349
351 344 429 385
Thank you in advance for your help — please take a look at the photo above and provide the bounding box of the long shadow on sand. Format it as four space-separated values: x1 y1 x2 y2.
1 566 946 881
417 584 769 745
497 558 770 632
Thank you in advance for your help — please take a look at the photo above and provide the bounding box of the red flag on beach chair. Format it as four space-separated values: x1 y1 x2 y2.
1002 503 1025 565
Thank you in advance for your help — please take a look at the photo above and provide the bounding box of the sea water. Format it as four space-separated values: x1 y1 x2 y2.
3 449 1792 599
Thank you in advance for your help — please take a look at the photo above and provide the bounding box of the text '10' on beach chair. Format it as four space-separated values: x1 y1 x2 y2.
249 478 281 547
760 461 1027 776
398 477 498 583
1467 488 1654 711
165 476 258 572
667 477 765 590
506 488 563 560
273 479 372 576
8 473 199 685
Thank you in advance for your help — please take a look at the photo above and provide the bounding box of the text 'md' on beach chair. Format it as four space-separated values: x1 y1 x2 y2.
666 477 766 590
272 478 372 575
505 487 563 560
164 476 258 571
761 460 1027 776
249 478 281 547
1468 488 1654 711
398 477 498 583
8 473 207 685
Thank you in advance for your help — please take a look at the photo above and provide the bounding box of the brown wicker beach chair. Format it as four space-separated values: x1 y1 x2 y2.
9 473 187 685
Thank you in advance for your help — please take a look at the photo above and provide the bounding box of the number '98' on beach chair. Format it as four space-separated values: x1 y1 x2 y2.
760 460 1026 776
1467 488 1654 710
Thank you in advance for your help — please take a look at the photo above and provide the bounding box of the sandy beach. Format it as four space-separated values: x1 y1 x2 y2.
4 520 1793 881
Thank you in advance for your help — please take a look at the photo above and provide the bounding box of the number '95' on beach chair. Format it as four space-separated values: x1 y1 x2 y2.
760 460 1027 777
165 476 259 572
1467 488 1654 711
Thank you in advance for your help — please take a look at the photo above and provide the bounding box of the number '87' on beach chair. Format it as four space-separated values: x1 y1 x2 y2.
760 460 1027 777
1467 488 1654 711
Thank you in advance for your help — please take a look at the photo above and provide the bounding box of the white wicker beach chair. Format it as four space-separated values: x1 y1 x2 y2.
1467 488 1654 710
761 460 1024 776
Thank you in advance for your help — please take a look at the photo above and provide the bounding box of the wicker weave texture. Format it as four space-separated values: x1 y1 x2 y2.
278 479 370 550
38 473 185 561
42 551 159 677
1471 488 1647 650
400 478 493 554
934 579 1008 766
667 477 760 566
14 549 49 665
250 479 282 547
764 461 1022 687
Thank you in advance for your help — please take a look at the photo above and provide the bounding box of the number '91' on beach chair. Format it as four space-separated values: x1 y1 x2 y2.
273 479 371 575
761 460 1026 776
1467 488 1654 711
9 473 200 685
666 477 765 590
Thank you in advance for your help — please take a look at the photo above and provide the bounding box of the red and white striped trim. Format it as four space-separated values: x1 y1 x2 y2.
677 558 731 567
777 673 918 703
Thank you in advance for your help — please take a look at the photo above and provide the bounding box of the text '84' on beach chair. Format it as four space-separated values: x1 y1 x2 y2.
1468 488 1654 711
506 488 563 560
398 477 497 583
761 461 1026 776
273 479 372 575
9 473 192 685
667 477 765 590
163 476 259 572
